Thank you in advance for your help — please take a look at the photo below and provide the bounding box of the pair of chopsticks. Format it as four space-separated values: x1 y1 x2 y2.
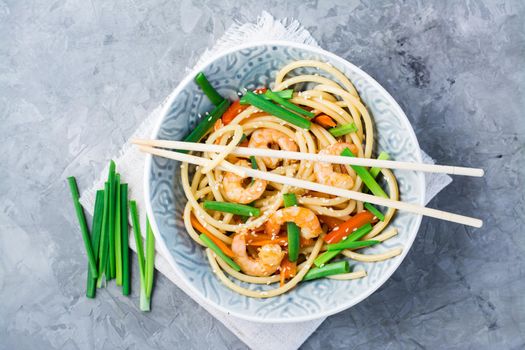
133 139 483 228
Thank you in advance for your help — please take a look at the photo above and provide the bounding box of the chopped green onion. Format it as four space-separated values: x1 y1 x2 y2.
120 184 130 295
314 223 373 267
194 72 224 106
203 201 260 217
200 234 241 271
328 122 358 137
240 91 311 129
261 89 293 100
341 148 388 198
327 239 380 251
369 151 390 178
364 203 385 221
145 219 155 301
115 174 122 286
264 89 314 118
86 190 104 298
97 182 110 287
250 156 258 169
67 176 98 279
282 193 300 262
107 161 116 280
303 261 350 281
183 100 230 145
237 133 247 145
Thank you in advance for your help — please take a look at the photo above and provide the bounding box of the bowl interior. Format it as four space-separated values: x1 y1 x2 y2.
147 42 424 322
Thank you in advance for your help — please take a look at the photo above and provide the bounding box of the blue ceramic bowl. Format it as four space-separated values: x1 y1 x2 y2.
145 41 425 323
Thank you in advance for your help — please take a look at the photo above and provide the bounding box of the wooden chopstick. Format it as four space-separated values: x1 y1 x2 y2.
138 145 483 228
132 139 484 177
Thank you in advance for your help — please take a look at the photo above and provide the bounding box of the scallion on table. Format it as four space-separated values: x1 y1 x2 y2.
240 91 311 129
283 193 300 262
107 161 116 280
97 182 110 287
328 122 358 137
303 261 350 281
200 233 241 271
114 174 122 286
67 176 98 279
203 201 260 217
264 89 314 118
341 148 388 198
194 72 224 106
145 219 156 305
130 200 150 311
120 183 130 295
86 190 105 298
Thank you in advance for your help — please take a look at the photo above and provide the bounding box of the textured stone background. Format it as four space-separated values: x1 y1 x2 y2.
1 0 524 349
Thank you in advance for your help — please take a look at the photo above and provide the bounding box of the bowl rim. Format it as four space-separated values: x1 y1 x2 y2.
144 40 426 323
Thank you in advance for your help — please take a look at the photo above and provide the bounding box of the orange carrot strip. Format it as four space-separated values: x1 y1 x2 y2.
318 215 345 230
190 213 235 258
222 100 248 125
324 211 376 244
280 256 297 286
313 114 337 128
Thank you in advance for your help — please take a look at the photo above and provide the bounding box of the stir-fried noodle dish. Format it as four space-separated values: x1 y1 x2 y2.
181 60 401 298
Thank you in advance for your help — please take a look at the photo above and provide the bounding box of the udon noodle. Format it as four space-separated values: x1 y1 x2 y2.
180 60 402 298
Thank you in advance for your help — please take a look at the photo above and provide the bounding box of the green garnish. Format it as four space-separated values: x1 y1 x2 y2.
183 99 230 146
67 176 98 279
314 223 373 267
237 133 247 145
264 89 314 118
200 234 241 271
204 201 260 217
250 156 258 169
120 184 130 295
328 122 358 137
145 219 156 303
283 193 300 262
341 148 388 198
130 201 153 311
194 72 224 106
303 261 350 281
261 89 293 100
86 190 104 298
364 202 385 221
327 239 380 251
369 151 390 178
240 91 311 129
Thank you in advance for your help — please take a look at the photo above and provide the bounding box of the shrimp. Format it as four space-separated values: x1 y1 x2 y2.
314 142 358 189
248 128 298 169
223 159 267 204
231 234 284 277
265 206 323 239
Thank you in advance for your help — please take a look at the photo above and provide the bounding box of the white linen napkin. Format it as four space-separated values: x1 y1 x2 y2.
80 11 452 350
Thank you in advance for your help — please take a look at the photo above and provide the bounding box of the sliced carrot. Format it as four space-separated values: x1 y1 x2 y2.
279 256 297 286
324 211 376 244
318 215 345 230
222 100 248 125
190 213 235 258
313 114 337 128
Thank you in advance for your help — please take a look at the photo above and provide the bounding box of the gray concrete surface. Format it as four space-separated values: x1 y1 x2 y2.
1 0 524 349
